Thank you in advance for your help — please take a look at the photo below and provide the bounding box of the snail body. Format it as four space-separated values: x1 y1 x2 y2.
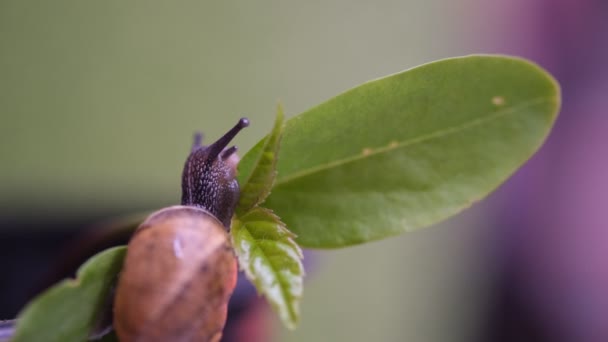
114 119 249 342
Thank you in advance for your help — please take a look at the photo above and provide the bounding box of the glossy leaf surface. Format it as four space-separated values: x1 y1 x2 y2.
232 208 303 329
233 105 303 329
239 55 560 248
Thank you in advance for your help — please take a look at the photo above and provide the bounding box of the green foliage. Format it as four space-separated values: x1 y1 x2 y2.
239 55 560 248
232 208 303 329
11 247 126 342
9 55 561 338
236 105 285 215
232 107 304 329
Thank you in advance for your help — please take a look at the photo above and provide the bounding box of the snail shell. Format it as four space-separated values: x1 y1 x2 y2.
113 206 237 342
113 118 249 342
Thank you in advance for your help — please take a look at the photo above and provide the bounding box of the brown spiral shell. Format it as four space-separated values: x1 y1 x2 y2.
113 206 237 342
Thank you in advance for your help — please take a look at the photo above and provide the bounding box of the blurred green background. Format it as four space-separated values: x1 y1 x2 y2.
0 0 484 219
1 1 495 341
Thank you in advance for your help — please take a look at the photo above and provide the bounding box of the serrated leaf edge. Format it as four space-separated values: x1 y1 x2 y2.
232 209 303 329
236 104 285 214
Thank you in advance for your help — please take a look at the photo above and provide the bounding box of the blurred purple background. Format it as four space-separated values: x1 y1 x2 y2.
481 0 608 341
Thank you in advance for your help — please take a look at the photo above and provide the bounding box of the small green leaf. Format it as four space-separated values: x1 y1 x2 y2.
239 55 561 248
236 104 285 215
234 105 301 329
232 208 304 329
12 247 126 342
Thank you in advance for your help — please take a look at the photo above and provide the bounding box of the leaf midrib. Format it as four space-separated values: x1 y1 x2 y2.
275 96 556 187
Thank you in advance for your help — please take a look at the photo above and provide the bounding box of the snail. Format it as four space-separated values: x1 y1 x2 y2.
113 118 250 342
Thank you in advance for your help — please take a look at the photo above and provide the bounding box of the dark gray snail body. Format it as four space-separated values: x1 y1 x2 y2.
114 119 249 342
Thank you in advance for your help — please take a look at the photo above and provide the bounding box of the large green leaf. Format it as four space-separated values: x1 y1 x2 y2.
232 208 303 329
11 247 126 342
239 55 560 248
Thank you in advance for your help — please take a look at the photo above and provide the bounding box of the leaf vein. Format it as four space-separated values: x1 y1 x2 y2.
275 96 555 186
